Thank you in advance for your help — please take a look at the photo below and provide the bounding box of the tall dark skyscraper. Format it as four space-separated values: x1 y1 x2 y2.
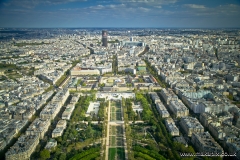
102 30 108 47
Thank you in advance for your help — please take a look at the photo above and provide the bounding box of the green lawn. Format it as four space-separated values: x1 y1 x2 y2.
116 126 123 135
0 75 7 81
111 112 122 121
110 101 122 121
116 101 121 108
55 74 67 86
112 107 116 112
116 112 122 121
14 42 51 47
109 148 117 160
44 85 53 93
110 126 116 135
0 63 18 70
108 148 125 160
109 125 124 147
110 136 116 146
108 101 125 159
115 107 121 112
111 111 116 121
116 137 124 146
117 148 125 160
5 70 22 80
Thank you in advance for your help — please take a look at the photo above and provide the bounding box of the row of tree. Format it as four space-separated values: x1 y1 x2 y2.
97 101 107 121
135 93 152 121
50 93 102 159
0 63 19 70
126 93 195 160
112 54 118 74
145 93 196 160
51 144 101 160
125 98 136 120
133 145 166 160
71 94 95 122
69 147 100 160
57 123 102 146
144 60 168 88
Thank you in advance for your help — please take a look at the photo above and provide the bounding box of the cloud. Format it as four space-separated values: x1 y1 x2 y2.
182 4 240 17
60 2 176 18
3 0 87 8
89 5 104 9
184 4 206 9
215 4 240 16
2 0 240 28
138 7 150 12
120 0 177 4
45 0 87 5
118 0 177 8
0 8 31 15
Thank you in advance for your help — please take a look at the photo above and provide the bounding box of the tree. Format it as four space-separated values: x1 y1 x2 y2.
227 94 233 100
56 137 62 143
86 125 94 138
152 125 157 132
54 147 62 157
167 149 174 160
40 149 50 160
137 112 141 120
59 153 66 160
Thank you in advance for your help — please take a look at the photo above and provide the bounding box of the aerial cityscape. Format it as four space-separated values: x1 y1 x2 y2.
0 0 240 160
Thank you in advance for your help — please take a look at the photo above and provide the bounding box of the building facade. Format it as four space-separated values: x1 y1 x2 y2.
180 116 204 137
165 118 179 136
102 30 108 47
191 132 223 154
5 134 39 160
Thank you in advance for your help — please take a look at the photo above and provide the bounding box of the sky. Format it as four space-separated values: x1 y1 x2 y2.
0 0 240 28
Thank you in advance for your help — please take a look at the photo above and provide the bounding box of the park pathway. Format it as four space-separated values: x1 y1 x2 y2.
105 100 128 160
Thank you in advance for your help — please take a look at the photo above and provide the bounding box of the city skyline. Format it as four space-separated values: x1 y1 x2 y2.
0 0 240 28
